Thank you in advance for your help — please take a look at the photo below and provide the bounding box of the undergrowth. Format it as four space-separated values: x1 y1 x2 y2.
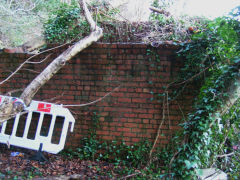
62 111 151 173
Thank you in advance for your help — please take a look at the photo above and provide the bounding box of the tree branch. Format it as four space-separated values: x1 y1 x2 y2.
0 0 103 122
149 6 170 16
63 86 120 107
20 0 103 106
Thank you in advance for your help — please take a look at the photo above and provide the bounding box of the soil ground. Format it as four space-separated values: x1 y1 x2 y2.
0 145 124 179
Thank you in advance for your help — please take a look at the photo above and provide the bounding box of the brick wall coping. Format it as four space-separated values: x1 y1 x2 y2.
1 42 180 55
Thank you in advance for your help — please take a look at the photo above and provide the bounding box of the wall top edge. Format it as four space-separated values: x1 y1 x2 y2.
0 41 181 55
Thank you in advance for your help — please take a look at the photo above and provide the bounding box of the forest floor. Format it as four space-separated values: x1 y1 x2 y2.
0 145 129 180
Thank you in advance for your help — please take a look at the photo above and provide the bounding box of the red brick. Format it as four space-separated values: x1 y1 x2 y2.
97 131 109 135
84 86 91 91
127 118 141 123
159 140 169 144
110 49 118 54
111 122 123 126
132 109 147 113
111 131 122 136
117 44 132 48
102 136 113 140
127 93 140 98
110 127 116 131
170 126 181 130
112 92 125 97
131 128 142 133
131 138 141 142
123 132 137 137
99 117 105 121
123 137 131 142
63 75 73 79
100 54 107 59
118 98 131 103
104 107 115 111
139 94 152 98
123 113 137 118
124 123 138 128
63 96 74 100
118 108 132 113
142 119 149 124
100 112 109 116
119 118 128 123
117 127 131 132
132 98 147 103
135 88 143 93
138 133 151 138
139 114 153 119
148 109 160 113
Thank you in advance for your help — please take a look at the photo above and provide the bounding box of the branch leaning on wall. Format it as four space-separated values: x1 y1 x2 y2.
0 0 103 123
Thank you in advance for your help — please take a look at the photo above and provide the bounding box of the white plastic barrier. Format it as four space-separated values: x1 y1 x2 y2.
0 95 75 154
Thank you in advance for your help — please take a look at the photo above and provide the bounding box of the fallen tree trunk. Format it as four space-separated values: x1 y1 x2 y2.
0 0 103 123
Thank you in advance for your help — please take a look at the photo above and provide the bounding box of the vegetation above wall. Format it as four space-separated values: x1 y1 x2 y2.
0 0 211 49
44 0 209 45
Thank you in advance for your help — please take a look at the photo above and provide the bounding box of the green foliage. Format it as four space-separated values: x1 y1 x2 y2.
44 3 89 43
214 99 240 179
162 13 240 178
0 0 43 47
0 0 83 47
43 0 123 43
63 138 151 169
63 111 151 170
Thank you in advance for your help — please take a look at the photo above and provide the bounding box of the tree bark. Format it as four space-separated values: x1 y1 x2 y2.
0 0 103 122
20 29 103 106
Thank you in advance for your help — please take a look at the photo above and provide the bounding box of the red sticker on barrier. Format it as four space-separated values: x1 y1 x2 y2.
37 103 51 113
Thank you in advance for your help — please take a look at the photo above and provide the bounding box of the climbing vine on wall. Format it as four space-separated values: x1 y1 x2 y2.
157 13 240 179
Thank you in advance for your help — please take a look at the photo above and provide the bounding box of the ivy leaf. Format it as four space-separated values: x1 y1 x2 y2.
233 58 240 64
184 160 192 169
184 160 197 169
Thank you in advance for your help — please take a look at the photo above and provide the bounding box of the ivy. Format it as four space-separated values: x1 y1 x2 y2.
44 2 90 43
161 13 240 179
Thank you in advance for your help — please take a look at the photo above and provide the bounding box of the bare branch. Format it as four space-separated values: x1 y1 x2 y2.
80 0 97 31
149 6 170 16
63 86 120 107
149 93 166 158
0 43 70 85
27 54 52 64
216 152 234 158
4 88 24 96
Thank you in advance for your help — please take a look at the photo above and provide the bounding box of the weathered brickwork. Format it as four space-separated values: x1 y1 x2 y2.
0 43 196 148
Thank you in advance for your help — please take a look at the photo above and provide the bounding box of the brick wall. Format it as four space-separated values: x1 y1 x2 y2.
0 43 196 148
